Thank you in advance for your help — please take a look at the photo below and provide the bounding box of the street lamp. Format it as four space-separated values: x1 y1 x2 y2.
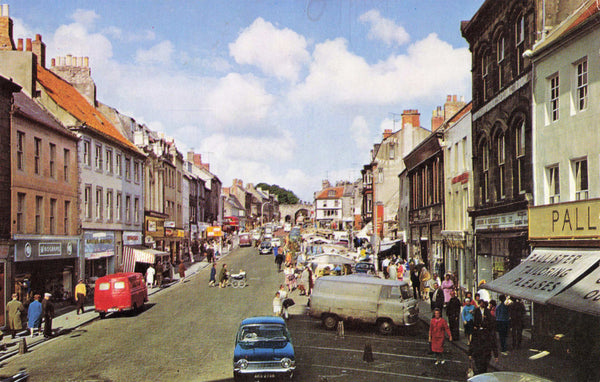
261 201 272 226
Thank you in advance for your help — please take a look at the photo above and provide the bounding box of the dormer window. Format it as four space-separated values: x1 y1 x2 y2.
328 190 336 197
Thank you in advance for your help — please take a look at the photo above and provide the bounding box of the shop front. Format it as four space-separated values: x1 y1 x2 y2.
164 222 184 263
12 235 80 304
442 230 474 293
83 231 115 279
408 204 443 273
474 210 529 287
145 213 166 250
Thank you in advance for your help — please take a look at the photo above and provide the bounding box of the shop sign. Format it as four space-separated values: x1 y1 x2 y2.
84 231 115 259
123 231 143 246
147 220 157 232
207 226 222 237
164 221 176 228
376 204 384 237
475 210 528 231
165 228 174 237
451 172 469 185
176 229 185 238
145 217 164 237
13 236 79 262
529 199 600 240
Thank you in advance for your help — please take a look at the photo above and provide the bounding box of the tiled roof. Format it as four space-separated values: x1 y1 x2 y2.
315 186 344 200
36 64 141 153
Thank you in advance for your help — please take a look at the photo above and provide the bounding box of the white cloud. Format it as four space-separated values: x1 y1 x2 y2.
350 116 373 153
11 17 35 42
203 73 275 131
229 17 310 82
71 9 99 26
135 40 174 66
290 33 470 106
359 9 410 47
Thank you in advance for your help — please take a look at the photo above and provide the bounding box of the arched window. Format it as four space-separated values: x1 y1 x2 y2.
496 132 506 199
481 53 490 101
480 140 490 203
515 14 525 74
496 35 505 88
515 120 526 193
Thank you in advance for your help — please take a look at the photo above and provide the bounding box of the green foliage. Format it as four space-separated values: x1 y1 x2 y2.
256 183 300 204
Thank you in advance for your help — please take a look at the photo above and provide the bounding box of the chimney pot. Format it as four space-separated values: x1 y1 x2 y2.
51 58 55 66
1 4 8 17
35 34 41 42
453 95 457 102
446 95 451 101
17 38 22 51
25 38 32 51
84 57 89 67
66 54 72 66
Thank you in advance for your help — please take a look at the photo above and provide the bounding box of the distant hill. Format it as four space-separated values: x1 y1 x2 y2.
256 183 300 205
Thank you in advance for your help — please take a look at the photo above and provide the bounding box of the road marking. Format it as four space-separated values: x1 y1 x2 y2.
311 364 464 382
295 345 464 364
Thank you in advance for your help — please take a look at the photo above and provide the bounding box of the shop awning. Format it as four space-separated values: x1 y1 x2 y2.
122 246 170 273
547 265 600 316
483 248 600 304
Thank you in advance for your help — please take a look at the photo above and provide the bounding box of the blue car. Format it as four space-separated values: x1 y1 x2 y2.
233 316 295 381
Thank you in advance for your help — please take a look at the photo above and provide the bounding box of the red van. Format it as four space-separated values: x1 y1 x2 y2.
94 272 148 318
239 233 252 247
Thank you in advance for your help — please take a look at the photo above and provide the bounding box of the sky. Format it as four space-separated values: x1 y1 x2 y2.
8 1 484 201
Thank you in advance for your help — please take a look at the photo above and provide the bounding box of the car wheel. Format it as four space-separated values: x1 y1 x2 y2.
323 315 338 330
99 312 106 319
377 319 394 335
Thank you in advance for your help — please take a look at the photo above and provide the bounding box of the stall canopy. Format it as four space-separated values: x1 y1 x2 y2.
122 247 169 273
309 254 355 265
483 248 600 305
548 265 600 316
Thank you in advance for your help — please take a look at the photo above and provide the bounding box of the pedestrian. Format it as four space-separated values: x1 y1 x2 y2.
419 266 431 301
275 251 284 272
429 282 444 312
462 297 475 344
396 261 404 281
307 267 314 295
6 293 25 339
381 257 390 279
509 297 526 349
473 299 494 332
219 264 228 288
28 294 42 337
273 291 282 316
469 314 499 375
155 261 164 287
75 279 87 315
410 268 420 300
441 273 454 306
146 264 156 288
495 294 510 354
476 280 491 302
178 262 186 282
446 290 461 341
207 246 214 263
42 292 54 338
284 264 295 292
431 272 442 289
278 285 289 319
208 263 217 287
429 308 452 365
389 261 398 280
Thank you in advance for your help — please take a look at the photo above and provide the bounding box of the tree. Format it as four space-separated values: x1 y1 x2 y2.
256 183 299 204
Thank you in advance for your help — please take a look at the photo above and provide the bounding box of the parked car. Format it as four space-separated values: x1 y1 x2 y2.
259 241 273 255
233 316 295 381
238 233 252 247
271 237 282 247
468 372 553 382
354 261 376 274
94 272 148 318
309 275 418 334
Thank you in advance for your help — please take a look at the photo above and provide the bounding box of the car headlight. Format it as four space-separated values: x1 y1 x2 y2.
281 358 293 368
236 359 248 369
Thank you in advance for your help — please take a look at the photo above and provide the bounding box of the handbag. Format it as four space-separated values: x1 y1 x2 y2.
283 298 295 308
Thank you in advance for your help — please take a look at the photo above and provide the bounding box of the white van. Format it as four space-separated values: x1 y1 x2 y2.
309 275 418 334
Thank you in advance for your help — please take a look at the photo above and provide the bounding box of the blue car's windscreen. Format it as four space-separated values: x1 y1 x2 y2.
238 324 289 342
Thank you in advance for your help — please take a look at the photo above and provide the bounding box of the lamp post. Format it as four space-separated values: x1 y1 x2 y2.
260 201 271 226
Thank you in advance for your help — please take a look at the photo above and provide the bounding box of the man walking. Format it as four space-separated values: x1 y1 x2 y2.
509 297 526 349
219 264 228 288
6 293 25 339
445 290 461 341
495 294 510 354
75 279 87 315
429 282 444 313
42 293 55 338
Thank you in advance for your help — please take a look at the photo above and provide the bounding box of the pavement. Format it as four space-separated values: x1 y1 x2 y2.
0 255 215 362
416 300 576 381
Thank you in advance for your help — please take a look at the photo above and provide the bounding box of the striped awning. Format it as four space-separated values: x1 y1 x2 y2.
122 246 168 272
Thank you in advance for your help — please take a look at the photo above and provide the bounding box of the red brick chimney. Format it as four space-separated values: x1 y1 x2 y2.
401 109 420 129
431 106 444 131
383 129 393 139
31 34 46 68
0 4 15 51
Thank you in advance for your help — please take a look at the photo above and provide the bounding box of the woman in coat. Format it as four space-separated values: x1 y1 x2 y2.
429 308 452 365
6 293 25 338
28 294 43 337
419 266 431 300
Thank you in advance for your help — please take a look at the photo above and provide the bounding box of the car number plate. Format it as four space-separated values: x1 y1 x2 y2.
254 373 276 379
108 308 119 312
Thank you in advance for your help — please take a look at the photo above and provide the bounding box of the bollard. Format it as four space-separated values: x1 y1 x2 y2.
18 337 27 354
336 321 345 338
363 342 373 362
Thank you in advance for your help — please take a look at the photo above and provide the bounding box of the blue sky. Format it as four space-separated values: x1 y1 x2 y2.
9 1 484 201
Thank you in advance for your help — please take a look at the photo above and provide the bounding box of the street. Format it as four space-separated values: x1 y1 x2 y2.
0 246 468 381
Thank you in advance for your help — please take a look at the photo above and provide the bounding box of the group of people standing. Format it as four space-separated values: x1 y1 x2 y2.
6 291 55 340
